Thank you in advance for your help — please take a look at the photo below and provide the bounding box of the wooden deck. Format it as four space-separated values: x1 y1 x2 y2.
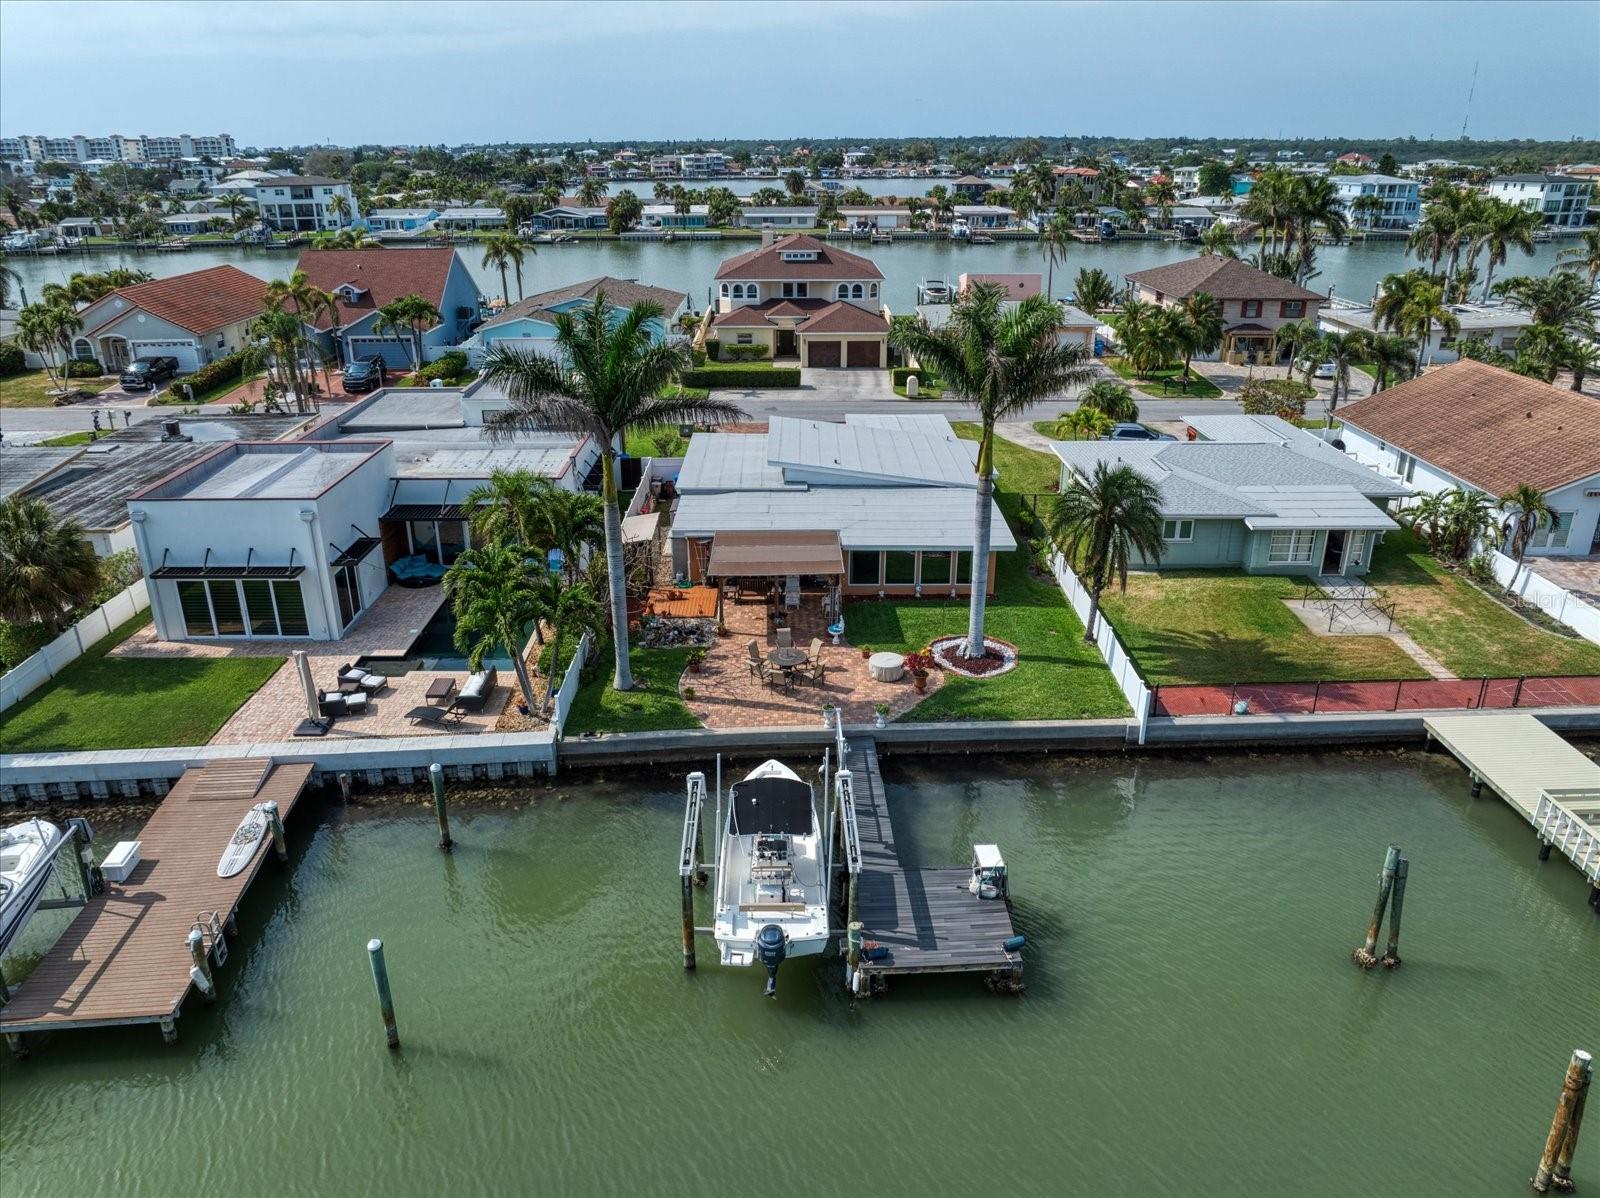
641 586 718 620
0 758 313 1041
846 739 1020 978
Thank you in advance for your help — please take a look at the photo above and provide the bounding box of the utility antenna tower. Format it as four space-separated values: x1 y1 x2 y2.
1461 60 1479 139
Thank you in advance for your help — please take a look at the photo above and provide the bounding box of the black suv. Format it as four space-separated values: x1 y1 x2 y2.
119 356 180 391
341 357 388 394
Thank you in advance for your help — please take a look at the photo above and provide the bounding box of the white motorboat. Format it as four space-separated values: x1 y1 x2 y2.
0 819 63 957
713 760 830 997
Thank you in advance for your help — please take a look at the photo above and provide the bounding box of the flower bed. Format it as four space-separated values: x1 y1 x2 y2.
930 635 1019 678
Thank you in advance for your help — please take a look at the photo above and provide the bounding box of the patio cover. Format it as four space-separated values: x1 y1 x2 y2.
705 529 844 577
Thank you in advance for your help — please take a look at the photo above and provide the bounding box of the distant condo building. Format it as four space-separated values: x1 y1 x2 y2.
0 132 238 164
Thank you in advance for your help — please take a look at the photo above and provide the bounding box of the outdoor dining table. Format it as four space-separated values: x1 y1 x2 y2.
767 647 809 693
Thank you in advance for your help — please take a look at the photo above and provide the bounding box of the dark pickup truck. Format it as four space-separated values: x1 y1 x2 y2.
119 356 180 391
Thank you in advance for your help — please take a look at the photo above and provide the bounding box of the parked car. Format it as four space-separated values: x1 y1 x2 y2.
1106 422 1176 441
119 356 179 391
1296 358 1337 380
341 357 388 394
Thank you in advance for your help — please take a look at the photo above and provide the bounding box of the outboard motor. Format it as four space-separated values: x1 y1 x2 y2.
755 924 787 999
65 816 103 894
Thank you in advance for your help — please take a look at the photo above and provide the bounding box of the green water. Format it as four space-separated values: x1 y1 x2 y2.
2 751 1596 1197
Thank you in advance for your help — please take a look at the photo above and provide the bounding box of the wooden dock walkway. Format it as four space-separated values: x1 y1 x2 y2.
1425 713 1600 888
844 738 1020 982
0 758 313 1049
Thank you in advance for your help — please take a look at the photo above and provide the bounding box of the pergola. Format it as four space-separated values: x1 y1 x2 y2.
702 530 845 626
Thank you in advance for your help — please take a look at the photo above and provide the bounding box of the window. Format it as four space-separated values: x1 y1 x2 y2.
1279 301 1305 318
1531 511 1574 550
851 283 864 299
1162 519 1194 542
720 283 729 297
736 333 753 345
209 581 245 636
1394 452 1417 483
438 521 468 565
242 580 278 637
884 551 916 585
409 520 440 563
919 551 952 585
1346 530 1368 566
781 282 809 298
837 284 849 300
333 564 363 630
273 580 309 636
870 283 878 298
178 581 213 637
955 552 973 585
1241 300 1262 319
848 550 880 586
1267 530 1315 563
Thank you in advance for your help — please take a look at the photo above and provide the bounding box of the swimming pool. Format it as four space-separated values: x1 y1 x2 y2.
359 603 520 674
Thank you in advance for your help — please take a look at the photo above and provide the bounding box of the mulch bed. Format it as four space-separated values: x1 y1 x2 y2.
930 636 1020 678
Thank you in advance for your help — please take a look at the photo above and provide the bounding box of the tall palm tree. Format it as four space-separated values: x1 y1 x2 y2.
1367 334 1417 391
1498 484 1551 582
1044 461 1165 642
373 300 413 369
1554 228 1600 285
15 302 82 393
1198 219 1241 258
1072 267 1115 314
576 176 606 207
1290 175 1347 283
1470 199 1541 302
443 541 546 713
1176 291 1222 386
1318 330 1372 419
1039 213 1072 299
783 171 806 199
0 496 101 634
1349 193 1387 230
0 254 20 309
482 296 742 690
482 233 522 306
1375 271 1458 374
1146 178 1177 228
383 293 442 369
890 284 1096 657
464 469 553 550
327 192 351 228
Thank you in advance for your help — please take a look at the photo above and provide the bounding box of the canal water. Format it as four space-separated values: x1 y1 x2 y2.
1 750 1595 1196
9 237 1567 320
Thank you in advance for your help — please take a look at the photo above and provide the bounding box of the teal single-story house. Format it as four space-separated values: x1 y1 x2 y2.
1050 420 1409 577
463 276 688 365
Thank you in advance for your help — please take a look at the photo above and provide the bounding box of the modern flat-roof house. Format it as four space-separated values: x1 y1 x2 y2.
293 248 481 369
640 204 709 229
1318 298 1533 365
72 264 270 373
528 205 609 231
433 206 506 231
711 233 889 368
1337 360 1600 557
1331 175 1421 229
838 206 912 231
366 207 440 235
253 177 358 233
463 276 687 365
958 273 1039 300
1124 256 1326 366
671 414 1012 597
1484 174 1594 229
953 205 1016 229
738 205 818 229
1050 425 1407 577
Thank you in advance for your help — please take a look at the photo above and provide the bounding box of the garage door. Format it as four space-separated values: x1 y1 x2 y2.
807 340 841 368
347 337 415 370
846 340 880 367
129 340 201 372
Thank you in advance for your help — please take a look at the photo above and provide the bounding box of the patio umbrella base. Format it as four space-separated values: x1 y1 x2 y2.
293 717 334 738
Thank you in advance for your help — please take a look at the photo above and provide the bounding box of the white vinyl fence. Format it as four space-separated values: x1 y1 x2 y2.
551 631 594 737
1050 554 1152 742
1489 550 1600 646
0 580 150 714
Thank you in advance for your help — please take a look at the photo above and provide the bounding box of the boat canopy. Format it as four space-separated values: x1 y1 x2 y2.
730 776 813 836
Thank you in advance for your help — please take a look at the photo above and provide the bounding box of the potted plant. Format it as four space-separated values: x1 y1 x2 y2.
860 645 872 660
822 703 836 728
874 701 889 729
904 651 934 693
687 649 706 674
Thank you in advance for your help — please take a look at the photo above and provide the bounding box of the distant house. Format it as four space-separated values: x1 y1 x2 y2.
950 174 991 200
529 205 608 231
293 248 481 369
710 233 888 368
1050 423 1407 577
72 264 269 373
1318 299 1532 366
365 207 440 234
953 205 1015 229
1336 152 1373 167
1330 174 1420 229
161 213 216 237
253 176 359 232
640 203 709 229
1337 360 1600 557
958 273 1039 300
1483 173 1593 229
464 276 687 365
838 206 911 230
738 205 818 229
433 206 506 231
918 276 1097 352
1124 256 1326 366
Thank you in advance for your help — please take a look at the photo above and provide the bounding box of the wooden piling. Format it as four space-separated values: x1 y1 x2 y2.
337 771 353 803
186 928 215 1001
1553 1052 1592 1190
1534 1050 1592 1192
5 1032 25 1060
847 920 863 972
262 801 287 863
1538 841 1553 861
1353 844 1400 968
429 763 452 851
159 1018 177 1044
680 874 696 971
1380 856 1408 968
367 938 399 1049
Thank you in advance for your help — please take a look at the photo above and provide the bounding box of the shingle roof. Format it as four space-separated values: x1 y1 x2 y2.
478 276 686 331
714 234 883 281
795 302 889 335
1125 256 1325 302
1337 360 1600 494
82 265 270 336
293 248 461 330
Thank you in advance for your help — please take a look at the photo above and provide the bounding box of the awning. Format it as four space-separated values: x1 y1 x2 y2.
151 563 305 579
621 511 661 544
330 536 381 567
1226 323 1272 334
383 503 470 521
705 529 844 577
1238 487 1400 531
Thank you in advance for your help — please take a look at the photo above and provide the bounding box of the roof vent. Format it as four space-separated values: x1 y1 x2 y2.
161 420 192 443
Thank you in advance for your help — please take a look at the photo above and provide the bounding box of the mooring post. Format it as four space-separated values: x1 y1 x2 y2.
187 928 215 1001
1553 1051 1592 1190
429 763 452 851
1380 856 1408 968
680 873 696 971
337 771 353 804
1471 774 1484 798
262 801 287 863
847 920 863 972
1534 1050 1593 1192
1538 841 1553 861
5 1032 26 1060
367 938 399 1049
159 1018 178 1044
1353 844 1400 968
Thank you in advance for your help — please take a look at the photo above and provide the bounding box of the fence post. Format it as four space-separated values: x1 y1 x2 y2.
1393 678 1403 712
1476 676 1488 709
1312 680 1321 714
1512 676 1526 707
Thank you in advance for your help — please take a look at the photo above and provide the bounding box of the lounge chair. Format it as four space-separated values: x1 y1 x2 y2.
319 691 369 718
454 668 498 713
336 663 388 694
406 704 463 728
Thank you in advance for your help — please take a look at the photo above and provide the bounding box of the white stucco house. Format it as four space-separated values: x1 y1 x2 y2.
252 176 359 232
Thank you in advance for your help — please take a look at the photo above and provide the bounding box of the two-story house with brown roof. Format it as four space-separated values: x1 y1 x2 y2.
1124 256 1326 366
710 233 889 368
293 248 482 369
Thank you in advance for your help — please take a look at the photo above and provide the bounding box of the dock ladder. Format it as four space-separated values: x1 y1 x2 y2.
192 912 229 966
1533 789 1600 883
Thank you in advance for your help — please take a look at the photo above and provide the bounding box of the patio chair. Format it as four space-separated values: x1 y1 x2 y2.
794 639 827 686
745 639 767 681
776 628 793 650
336 663 388 694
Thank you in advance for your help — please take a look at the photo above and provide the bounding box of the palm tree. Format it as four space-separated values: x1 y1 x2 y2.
1077 379 1138 423
377 293 442 369
464 468 553 550
1402 491 1450 555
327 192 351 228
373 300 412 368
1375 271 1458 374
1470 199 1541 302
1290 175 1347 283
1146 178 1177 228
15 302 82 394
1318 330 1372 419
1554 228 1600 285
1054 407 1114 441
783 170 806 199
1198 219 1241 258
1349 193 1387 231
890 284 1096 657
443 541 545 713
1494 272 1598 337
1044 462 1165 642
482 295 742 690
0 496 101 635
576 176 606 207
1499 484 1551 582
1072 267 1115 314
1559 336 1600 392
0 254 20 310
1039 213 1072 299
482 233 524 305
536 573 608 717
1367 334 1417 391
1273 318 1319 381
1176 291 1222 387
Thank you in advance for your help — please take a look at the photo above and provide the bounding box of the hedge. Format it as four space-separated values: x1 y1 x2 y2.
720 344 769 362
0 343 24 376
703 338 720 360
419 350 469 381
180 350 247 396
679 366 800 389
891 366 931 386
66 359 104 378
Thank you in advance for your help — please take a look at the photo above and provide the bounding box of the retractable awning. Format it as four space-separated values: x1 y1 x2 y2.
704 529 844 577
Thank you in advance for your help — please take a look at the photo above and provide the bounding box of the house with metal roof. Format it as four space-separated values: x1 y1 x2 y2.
670 414 1012 597
1049 429 1407 577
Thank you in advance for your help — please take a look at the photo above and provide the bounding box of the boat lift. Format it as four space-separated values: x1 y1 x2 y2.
0 818 103 1006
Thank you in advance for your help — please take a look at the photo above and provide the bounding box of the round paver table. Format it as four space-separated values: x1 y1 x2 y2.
868 651 906 683
768 648 808 670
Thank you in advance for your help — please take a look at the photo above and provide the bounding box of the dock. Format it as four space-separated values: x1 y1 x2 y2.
1425 713 1600 893
1 758 313 1052
842 736 1021 988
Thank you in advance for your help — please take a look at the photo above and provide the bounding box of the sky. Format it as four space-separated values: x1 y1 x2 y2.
2 0 1597 146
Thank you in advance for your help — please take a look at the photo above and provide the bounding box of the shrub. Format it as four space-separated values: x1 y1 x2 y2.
1466 552 1497 586
678 366 800 389
721 344 769 362
92 548 144 605
0 621 53 671
66 359 104 378
0 342 24 376
690 347 707 367
419 350 470 381
892 366 941 388
1238 378 1307 417
703 338 720 361
180 350 247 397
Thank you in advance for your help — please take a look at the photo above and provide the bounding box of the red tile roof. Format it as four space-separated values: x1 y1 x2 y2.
1338 360 1600 495
293 248 460 330
796 301 889 335
711 298 888 336
83 265 269 336
714 234 883 282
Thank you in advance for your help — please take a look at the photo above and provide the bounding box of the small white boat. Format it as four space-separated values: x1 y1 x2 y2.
919 278 953 304
0 820 64 957
713 760 830 997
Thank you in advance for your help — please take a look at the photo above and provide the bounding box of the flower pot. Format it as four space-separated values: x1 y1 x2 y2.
860 648 871 659
822 710 835 727
912 670 928 693
874 715 886 729
688 661 702 674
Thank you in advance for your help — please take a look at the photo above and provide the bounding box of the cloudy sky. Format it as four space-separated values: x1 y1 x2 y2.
2 0 1596 146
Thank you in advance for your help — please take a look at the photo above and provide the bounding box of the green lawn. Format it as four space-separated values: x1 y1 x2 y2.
1105 356 1223 399
844 425 1126 721
560 638 699 734
39 431 95 446
893 381 945 398
699 358 776 371
0 369 112 409
1366 530 1600 679
0 613 285 753
151 369 267 407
